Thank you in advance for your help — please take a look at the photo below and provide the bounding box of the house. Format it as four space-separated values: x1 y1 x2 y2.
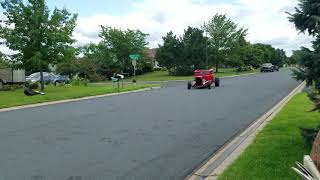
146 48 160 68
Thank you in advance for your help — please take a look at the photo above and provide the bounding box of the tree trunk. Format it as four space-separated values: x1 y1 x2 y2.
215 62 219 73
40 69 44 92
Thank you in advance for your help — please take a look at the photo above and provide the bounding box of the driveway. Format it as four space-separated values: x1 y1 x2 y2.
0 69 300 180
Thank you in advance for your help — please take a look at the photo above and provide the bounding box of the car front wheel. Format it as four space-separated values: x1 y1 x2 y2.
215 78 220 87
188 81 192 90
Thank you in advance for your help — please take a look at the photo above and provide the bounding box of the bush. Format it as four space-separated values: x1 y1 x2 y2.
70 76 89 86
169 66 194 76
300 127 319 145
0 84 23 91
237 66 254 72
154 67 167 71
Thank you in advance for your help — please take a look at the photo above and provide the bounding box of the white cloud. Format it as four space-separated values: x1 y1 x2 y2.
0 0 314 56
74 0 313 55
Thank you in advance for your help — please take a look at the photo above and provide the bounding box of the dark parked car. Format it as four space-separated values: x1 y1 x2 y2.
261 63 275 72
273 65 280 71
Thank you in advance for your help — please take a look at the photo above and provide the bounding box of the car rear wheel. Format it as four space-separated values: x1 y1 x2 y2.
187 81 192 90
215 78 220 87
208 85 211 89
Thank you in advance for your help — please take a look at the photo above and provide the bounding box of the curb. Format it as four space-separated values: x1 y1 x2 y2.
187 81 306 180
0 87 161 113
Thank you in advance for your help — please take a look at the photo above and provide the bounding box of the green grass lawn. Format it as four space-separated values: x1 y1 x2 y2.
219 93 320 180
127 68 258 82
0 84 156 109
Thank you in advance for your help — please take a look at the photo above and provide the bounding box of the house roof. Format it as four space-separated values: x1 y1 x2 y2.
146 48 157 59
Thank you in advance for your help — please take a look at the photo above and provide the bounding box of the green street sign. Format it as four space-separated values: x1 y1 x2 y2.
129 54 140 61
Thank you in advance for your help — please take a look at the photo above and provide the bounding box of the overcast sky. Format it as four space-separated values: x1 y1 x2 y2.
0 0 314 56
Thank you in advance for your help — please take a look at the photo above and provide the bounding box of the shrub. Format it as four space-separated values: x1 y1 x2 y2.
300 127 319 145
0 84 22 91
154 67 167 71
70 76 89 86
237 66 254 72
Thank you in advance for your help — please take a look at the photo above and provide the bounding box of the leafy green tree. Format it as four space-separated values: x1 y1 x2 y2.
0 52 7 68
273 49 287 67
203 14 247 72
156 31 183 74
182 27 208 71
99 26 148 73
228 36 250 68
287 50 301 66
157 27 209 75
80 43 117 77
289 0 320 110
247 44 265 68
0 0 77 91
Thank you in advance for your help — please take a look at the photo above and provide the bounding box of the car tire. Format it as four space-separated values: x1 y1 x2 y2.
215 78 220 87
208 85 211 89
188 81 192 90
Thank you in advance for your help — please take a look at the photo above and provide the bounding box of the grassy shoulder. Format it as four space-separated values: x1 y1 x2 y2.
219 93 320 180
128 68 258 82
0 84 157 109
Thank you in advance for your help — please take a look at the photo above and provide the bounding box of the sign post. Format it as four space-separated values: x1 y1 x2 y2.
129 54 140 83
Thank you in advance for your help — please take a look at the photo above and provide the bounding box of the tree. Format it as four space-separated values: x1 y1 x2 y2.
289 0 320 110
157 28 209 75
182 27 207 70
203 14 247 72
0 0 77 91
286 50 301 66
0 52 7 68
80 43 117 77
228 36 250 68
273 49 287 67
156 31 183 74
99 26 148 73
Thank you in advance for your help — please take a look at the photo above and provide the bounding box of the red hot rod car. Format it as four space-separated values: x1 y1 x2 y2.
187 69 220 90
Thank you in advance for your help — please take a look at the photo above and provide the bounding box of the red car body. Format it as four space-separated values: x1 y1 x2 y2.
188 69 220 89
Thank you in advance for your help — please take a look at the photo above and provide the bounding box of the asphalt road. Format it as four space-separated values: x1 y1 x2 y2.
0 69 300 180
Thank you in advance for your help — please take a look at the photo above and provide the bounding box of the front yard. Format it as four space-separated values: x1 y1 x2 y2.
0 84 157 109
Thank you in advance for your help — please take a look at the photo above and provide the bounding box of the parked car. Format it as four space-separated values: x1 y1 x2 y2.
261 63 275 72
53 75 70 85
0 68 26 89
26 72 56 84
273 65 280 71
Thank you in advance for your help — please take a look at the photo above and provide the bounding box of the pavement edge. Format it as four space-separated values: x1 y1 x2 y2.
187 81 306 180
